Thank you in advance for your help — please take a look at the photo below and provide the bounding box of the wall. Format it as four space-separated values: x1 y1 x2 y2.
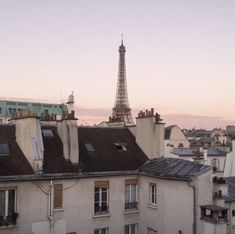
138 176 195 234
0 175 140 234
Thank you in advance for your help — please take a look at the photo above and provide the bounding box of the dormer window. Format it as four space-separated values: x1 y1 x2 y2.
42 129 54 138
114 143 127 151
85 143 95 152
0 142 10 156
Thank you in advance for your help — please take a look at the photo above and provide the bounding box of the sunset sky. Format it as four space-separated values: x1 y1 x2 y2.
1 0 235 129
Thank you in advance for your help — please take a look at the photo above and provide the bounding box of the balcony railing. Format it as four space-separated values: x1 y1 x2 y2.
94 205 109 215
125 202 138 210
0 213 19 227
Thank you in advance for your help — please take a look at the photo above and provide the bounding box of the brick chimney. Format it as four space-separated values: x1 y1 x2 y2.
136 108 165 159
15 110 44 172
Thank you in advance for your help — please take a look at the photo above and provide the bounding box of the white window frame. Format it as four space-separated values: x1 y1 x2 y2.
94 227 109 234
149 183 157 206
125 224 137 234
125 184 138 209
94 187 109 214
0 188 16 218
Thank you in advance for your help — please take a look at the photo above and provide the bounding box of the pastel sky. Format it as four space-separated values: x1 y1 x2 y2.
1 0 235 129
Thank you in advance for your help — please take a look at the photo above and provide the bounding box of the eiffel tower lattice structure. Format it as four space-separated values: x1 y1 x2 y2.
111 39 133 125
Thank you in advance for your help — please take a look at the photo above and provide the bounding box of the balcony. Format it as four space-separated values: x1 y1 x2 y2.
0 213 19 227
125 202 138 210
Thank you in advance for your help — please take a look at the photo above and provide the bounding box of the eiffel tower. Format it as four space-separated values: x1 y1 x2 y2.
111 38 133 124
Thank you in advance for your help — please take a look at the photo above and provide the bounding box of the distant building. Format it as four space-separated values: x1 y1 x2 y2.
0 100 68 123
164 125 190 148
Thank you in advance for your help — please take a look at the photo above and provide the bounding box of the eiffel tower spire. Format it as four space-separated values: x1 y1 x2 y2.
112 37 133 124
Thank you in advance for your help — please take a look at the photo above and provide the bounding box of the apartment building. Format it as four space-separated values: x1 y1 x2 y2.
0 108 227 234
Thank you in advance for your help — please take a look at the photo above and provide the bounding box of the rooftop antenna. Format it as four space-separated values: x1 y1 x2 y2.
121 33 123 45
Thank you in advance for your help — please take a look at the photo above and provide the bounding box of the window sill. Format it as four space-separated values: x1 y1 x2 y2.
0 225 19 229
147 204 158 210
53 208 65 212
124 209 139 214
93 213 111 218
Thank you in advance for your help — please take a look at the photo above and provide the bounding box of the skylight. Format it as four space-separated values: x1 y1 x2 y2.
42 129 54 138
85 143 95 152
113 143 127 151
0 142 10 155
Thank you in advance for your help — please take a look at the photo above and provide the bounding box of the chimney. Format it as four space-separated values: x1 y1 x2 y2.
15 110 44 172
203 148 208 164
136 108 165 159
232 139 235 153
57 93 79 164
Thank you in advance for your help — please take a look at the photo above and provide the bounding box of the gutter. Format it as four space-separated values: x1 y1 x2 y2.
0 170 139 182
187 180 196 234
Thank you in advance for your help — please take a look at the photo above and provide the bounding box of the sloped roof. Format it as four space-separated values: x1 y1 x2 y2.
0 125 34 176
139 157 211 180
0 125 148 176
172 148 227 157
78 127 148 172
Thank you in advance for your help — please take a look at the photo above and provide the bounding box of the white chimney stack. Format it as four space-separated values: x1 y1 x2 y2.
135 108 165 159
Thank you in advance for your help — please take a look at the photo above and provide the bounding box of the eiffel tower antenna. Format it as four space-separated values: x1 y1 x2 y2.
112 38 133 124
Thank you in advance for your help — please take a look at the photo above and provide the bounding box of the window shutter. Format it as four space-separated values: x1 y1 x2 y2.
95 181 109 188
125 179 138 185
54 184 63 208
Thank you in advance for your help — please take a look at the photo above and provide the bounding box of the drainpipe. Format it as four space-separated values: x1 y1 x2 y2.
49 180 54 234
188 181 196 234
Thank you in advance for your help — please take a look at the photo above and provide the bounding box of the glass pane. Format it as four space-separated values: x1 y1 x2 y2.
94 230 99 234
101 228 108 234
0 142 10 155
102 190 107 201
125 225 129 234
0 191 5 216
8 190 15 215
131 224 135 234
131 186 136 202
95 191 99 202
125 186 130 202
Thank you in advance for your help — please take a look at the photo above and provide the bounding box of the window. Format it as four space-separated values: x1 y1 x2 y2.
125 179 138 210
0 142 10 156
232 210 235 217
94 181 109 215
42 129 54 138
125 224 137 234
94 227 109 234
211 158 220 171
54 184 63 209
114 143 127 151
149 183 157 206
0 189 17 226
0 108 2 114
85 143 95 152
148 228 157 234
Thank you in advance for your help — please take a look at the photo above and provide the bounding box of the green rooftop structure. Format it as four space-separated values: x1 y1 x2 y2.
0 100 68 123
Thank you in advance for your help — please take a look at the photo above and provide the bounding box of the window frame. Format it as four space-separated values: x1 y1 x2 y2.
0 188 17 226
94 227 109 234
149 183 157 206
94 181 109 215
125 180 138 210
124 223 137 234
